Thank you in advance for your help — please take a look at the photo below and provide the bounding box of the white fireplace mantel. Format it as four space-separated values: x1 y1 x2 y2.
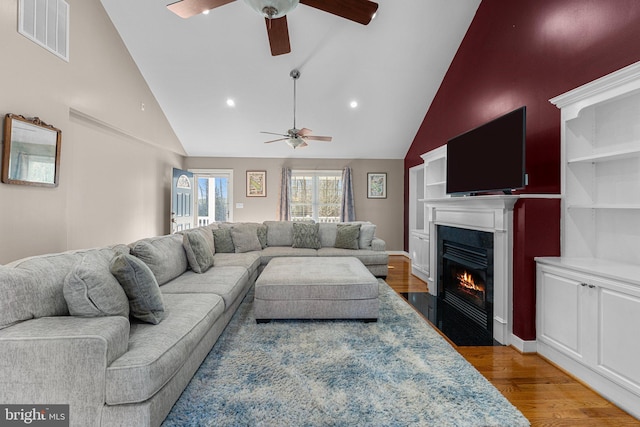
425 195 519 346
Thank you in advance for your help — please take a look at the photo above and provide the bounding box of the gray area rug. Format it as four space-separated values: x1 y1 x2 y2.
163 280 529 427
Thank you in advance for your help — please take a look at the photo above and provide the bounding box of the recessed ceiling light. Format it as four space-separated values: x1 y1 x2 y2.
350 100 358 109
226 98 235 107
202 9 211 15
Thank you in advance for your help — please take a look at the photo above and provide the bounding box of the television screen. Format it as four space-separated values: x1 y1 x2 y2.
446 106 526 195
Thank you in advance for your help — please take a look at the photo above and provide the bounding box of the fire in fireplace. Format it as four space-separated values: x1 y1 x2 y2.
452 267 486 309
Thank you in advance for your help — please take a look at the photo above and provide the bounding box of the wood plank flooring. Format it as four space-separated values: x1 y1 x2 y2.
385 255 640 426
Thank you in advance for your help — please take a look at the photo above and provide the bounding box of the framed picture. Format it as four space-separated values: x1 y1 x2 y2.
246 170 266 197
1 114 62 187
367 172 387 199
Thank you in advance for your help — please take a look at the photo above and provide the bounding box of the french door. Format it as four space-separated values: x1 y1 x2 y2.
191 169 233 226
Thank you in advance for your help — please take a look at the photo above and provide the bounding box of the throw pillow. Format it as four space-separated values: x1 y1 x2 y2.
230 224 262 253
292 222 321 249
335 223 361 250
359 223 377 249
110 254 166 324
212 228 235 253
182 230 215 273
257 224 268 249
63 253 130 318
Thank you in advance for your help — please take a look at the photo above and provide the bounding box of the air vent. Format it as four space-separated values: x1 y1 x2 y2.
18 0 69 62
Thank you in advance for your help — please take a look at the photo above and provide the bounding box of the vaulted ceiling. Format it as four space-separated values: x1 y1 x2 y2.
99 0 480 159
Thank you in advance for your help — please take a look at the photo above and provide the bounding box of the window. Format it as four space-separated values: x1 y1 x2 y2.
191 169 233 226
291 170 342 223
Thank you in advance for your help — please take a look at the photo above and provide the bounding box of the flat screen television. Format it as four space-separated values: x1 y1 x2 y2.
446 106 526 195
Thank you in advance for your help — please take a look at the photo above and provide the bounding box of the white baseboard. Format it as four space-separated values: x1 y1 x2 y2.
387 251 409 257
510 334 537 353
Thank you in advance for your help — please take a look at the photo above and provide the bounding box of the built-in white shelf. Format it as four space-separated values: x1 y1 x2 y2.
567 204 640 210
567 145 640 163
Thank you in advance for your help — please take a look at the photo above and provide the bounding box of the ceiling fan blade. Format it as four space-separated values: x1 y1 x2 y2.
167 0 236 18
298 141 309 148
264 138 288 144
304 135 333 141
260 131 288 137
300 0 378 25
298 128 313 136
265 16 291 56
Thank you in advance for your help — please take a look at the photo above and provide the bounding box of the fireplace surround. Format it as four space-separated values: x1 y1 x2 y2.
426 195 518 346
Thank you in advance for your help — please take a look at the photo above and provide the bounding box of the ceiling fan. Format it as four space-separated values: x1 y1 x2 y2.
261 69 332 149
166 0 379 56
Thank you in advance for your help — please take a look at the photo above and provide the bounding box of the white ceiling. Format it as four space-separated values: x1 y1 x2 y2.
99 0 480 159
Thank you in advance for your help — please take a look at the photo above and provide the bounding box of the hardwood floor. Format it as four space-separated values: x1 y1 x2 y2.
386 255 640 426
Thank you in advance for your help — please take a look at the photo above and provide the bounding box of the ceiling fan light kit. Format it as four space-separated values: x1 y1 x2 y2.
166 0 378 56
243 0 299 19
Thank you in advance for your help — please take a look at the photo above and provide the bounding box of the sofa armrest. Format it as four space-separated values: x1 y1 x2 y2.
0 316 130 426
371 237 386 252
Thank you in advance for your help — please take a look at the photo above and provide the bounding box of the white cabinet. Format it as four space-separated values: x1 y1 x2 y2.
538 60 640 419
536 259 640 418
409 231 429 282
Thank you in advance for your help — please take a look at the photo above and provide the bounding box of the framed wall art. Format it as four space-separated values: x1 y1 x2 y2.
367 172 387 199
246 170 266 197
1 114 62 187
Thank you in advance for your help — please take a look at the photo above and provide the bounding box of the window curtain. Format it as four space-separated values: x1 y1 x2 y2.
340 167 355 222
278 167 292 221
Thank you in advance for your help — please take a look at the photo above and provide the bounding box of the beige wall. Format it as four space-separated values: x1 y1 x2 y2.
185 157 404 251
0 0 184 264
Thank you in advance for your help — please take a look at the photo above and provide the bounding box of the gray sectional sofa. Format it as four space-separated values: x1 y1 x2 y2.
0 220 387 427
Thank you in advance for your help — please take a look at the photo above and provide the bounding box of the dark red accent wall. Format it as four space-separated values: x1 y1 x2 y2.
404 0 640 341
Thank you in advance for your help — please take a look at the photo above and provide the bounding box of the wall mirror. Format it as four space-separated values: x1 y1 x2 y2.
1 114 62 187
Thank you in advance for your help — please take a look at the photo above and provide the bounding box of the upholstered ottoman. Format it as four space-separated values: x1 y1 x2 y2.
254 257 379 322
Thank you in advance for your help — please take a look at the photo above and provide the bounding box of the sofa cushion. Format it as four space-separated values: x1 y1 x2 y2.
212 252 261 274
259 246 318 264
292 222 321 249
1 249 109 328
318 223 338 247
182 230 215 273
359 223 377 249
63 252 130 318
105 293 224 405
335 223 361 250
110 254 166 324
212 228 235 253
161 266 249 311
130 235 187 286
316 247 389 266
230 224 262 253
265 221 294 247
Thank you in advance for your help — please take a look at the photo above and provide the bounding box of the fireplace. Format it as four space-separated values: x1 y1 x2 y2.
437 225 494 343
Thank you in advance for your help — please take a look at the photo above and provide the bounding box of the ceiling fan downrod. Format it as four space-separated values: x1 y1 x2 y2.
291 69 300 131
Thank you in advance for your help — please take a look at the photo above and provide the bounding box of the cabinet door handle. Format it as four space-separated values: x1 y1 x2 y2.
588 284 596 289
580 283 588 287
